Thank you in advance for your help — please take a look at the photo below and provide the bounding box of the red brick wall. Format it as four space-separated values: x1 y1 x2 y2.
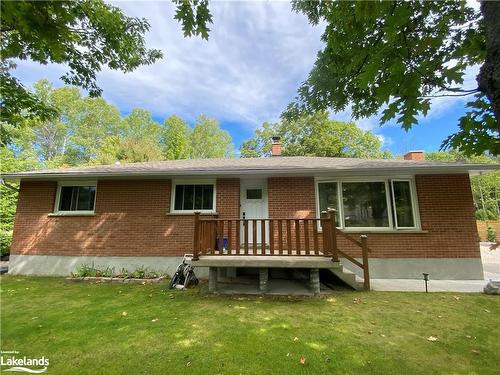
11 179 238 257
11 174 479 259
216 178 240 219
266 175 480 259
268 177 316 219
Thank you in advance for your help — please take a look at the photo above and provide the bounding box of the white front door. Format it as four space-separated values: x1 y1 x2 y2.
240 178 268 245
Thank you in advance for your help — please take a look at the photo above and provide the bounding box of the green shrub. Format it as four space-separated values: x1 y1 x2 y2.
0 230 13 257
475 209 498 221
487 226 496 243
71 263 99 277
119 268 131 279
71 264 161 279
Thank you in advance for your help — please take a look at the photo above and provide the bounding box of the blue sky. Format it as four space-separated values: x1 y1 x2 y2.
12 0 478 156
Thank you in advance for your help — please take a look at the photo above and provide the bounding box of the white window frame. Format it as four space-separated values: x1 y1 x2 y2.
54 181 97 215
390 179 420 229
170 179 217 214
315 176 421 232
315 180 342 228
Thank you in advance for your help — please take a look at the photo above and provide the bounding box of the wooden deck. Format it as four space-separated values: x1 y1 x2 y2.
191 209 372 290
192 255 341 269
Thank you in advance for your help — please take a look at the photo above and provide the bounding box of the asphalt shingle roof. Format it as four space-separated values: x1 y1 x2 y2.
2 156 499 180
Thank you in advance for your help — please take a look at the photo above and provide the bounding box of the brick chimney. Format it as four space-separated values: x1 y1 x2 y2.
271 136 282 157
404 150 424 161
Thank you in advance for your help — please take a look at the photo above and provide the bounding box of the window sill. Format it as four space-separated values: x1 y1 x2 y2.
167 212 219 216
48 212 95 217
342 229 428 234
318 228 428 234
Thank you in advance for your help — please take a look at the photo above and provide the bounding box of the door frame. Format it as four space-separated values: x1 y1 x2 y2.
240 178 269 220
240 178 269 245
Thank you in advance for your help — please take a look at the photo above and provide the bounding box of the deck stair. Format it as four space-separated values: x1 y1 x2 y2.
327 264 365 291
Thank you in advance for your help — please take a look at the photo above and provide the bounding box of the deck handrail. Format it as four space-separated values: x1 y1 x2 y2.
192 209 371 290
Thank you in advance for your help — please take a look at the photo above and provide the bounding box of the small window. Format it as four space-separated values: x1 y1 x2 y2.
174 184 214 211
246 189 262 200
58 185 96 212
391 180 416 228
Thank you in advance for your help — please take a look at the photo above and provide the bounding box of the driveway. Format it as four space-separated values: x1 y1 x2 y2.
481 242 500 280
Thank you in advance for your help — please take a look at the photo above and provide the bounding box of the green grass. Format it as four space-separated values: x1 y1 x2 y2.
1 276 499 374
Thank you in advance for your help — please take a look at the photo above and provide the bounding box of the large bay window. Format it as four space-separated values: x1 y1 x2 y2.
171 180 216 213
316 178 419 230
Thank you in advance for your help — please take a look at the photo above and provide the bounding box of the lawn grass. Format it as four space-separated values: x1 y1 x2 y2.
1 276 499 374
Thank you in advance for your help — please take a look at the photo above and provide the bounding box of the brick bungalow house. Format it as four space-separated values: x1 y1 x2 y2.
2 143 499 289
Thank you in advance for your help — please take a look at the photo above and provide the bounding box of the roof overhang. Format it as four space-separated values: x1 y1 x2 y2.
1 164 498 183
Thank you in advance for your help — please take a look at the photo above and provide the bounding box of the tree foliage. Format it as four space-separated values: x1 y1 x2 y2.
173 0 213 40
191 115 234 159
5 80 236 166
278 0 498 156
0 0 162 124
240 112 391 159
161 115 191 160
0 146 39 255
442 94 500 156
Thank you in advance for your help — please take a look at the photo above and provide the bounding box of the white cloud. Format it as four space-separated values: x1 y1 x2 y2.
13 0 324 130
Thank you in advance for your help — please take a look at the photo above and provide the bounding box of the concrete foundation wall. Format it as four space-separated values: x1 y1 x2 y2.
341 257 484 280
9 254 483 280
8 255 209 278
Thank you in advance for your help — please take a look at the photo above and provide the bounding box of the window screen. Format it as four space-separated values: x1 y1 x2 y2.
58 186 96 211
174 184 214 211
317 182 339 222
392 180 415 228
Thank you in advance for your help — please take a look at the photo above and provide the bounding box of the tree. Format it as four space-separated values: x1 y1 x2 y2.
121 109 161 141
161 115 191 160
94 109 163 164
64 96 122 164
191 115 234 158
0 0 163 125
95 136 163 164
278 1 499 156
9 79 122 166
8 80 82 165
240 112 391 159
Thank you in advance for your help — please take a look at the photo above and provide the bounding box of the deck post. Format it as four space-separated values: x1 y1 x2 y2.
327 208 339 262
208 267 217 293
259 268 268 293
320 211 330 256
310 268 320 295
193 212 201 261
360 235 370 291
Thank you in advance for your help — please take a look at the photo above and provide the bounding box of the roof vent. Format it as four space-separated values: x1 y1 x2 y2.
271 136 282 157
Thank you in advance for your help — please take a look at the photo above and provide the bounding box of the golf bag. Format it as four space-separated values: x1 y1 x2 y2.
168 254 199 289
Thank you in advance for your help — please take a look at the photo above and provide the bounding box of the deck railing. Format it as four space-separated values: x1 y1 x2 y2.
192 209 371 290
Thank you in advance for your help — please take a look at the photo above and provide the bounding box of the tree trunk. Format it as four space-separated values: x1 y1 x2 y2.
478 1 500 125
